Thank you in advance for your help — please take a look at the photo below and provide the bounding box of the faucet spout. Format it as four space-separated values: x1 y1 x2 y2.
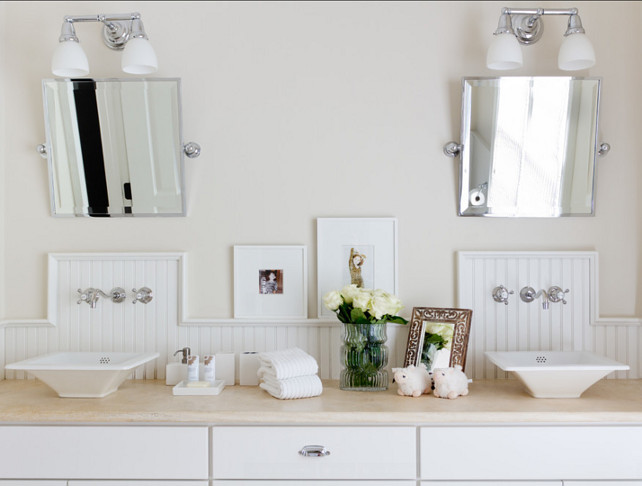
536 289 549 310
88 289 100 309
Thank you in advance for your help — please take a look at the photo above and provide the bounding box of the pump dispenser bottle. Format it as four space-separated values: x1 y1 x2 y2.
166 347 191 385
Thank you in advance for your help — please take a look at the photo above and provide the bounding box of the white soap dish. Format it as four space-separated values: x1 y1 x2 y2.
172 380 225 396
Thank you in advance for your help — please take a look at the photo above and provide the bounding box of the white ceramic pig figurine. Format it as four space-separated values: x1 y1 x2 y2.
432 365 469 399
392 363 432 397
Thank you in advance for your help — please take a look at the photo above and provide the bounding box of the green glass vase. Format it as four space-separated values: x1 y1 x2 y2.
340 322 389 391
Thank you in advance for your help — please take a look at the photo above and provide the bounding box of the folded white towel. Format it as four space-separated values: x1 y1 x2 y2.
257 347 319 380
259 374 323 400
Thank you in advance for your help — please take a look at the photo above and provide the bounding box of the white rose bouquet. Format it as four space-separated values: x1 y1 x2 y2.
325 285 407 390
323 284 408 325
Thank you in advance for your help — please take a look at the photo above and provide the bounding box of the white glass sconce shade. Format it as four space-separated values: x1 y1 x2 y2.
121 37 158 74
51 41 89 77
558 33 596 71
487 33 523 70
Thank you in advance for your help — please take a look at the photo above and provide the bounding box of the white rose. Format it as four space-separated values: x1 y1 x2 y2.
352 289 373 313
371 289 404 319
340 284 361 304
322 290 343 311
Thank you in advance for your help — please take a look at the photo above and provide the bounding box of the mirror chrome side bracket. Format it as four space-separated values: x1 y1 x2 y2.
443 141 463 158
598 142 610 157
37 143 48 159
183 141 201 159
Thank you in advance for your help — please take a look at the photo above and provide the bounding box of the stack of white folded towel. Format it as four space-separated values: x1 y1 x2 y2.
257 347 323 400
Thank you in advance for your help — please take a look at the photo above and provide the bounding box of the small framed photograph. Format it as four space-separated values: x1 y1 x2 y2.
403 307 472 372
234 245 307 319
317 218 398 318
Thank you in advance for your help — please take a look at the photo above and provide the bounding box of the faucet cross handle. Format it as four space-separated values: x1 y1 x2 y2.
132 287 153 304
492 285 514 305
77 288 97 306
548 286 570 304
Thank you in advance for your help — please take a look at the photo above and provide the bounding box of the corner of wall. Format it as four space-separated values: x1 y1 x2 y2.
0 2 7 378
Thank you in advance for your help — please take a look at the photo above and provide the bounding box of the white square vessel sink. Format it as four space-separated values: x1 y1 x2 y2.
485 351 629 398
5 351 159 398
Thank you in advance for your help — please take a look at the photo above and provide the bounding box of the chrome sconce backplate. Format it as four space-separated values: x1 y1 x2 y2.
512 12 545 45
102 21 130 50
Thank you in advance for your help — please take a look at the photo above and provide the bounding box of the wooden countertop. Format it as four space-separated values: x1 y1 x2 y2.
0 378 641 425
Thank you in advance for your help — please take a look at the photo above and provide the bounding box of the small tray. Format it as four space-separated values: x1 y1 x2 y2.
172 380 225 396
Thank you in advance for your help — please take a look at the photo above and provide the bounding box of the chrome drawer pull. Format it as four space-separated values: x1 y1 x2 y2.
299 445 331 457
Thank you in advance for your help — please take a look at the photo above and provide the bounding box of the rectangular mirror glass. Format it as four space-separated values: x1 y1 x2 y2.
459 77 601 217
43 78 186 217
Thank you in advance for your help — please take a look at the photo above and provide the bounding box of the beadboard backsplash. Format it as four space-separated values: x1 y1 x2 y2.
458 251 641 380
1 253 409 381
3 251 639 382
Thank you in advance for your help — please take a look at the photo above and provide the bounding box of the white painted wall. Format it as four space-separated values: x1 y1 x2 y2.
1 2 641 326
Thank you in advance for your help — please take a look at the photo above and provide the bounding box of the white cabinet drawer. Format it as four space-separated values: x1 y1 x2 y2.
565 483 642 485
71 483 209 486
0 483 66 486
212 426 416 479
214 482 414 485
420 425 642 480
0 426 209 479
421 483 561 485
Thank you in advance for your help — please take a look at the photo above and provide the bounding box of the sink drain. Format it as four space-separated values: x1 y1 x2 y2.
535 355 547 364
98 356 111 365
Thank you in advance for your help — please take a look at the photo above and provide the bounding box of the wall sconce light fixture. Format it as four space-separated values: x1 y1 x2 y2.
52 12 158 77
487 7 595 71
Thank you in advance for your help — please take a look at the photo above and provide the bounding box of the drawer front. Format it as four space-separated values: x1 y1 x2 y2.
0 483 66 486
0 426 209 479
420 426 642 480
212 426 416 479
70 483 209 486
214 482 415 486
421 483 561 485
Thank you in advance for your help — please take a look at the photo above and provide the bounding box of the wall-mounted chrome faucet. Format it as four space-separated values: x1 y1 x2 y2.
520 286 570 310
77 287 152 308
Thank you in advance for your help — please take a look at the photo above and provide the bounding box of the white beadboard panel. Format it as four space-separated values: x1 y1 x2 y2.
2 253 409 381
458 251 641 380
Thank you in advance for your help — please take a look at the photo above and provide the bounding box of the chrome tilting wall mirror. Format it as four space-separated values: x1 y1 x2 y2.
39 78 200 217
446 77 608 217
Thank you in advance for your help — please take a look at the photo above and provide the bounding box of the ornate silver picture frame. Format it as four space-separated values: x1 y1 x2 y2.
403 307 472 371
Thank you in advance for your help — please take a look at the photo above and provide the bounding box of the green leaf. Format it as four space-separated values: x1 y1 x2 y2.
350 308 369 324
386 316 408 325
424 332 447 350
